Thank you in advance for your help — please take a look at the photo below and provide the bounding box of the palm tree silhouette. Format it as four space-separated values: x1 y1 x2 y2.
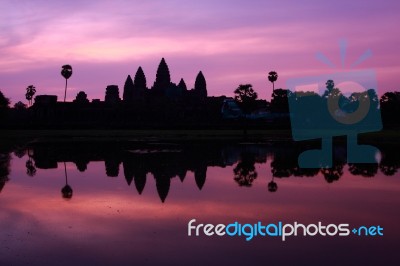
61 162 73 199
25 85 36 106
268 71 278 92
61 65 73 102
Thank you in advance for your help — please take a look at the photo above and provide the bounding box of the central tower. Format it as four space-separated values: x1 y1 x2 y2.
152 58 171 95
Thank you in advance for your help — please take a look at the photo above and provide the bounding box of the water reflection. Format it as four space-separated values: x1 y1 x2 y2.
25 149 37 177
1 140 399 265
1 141 398 202
0 153 10 193
61 162 73 199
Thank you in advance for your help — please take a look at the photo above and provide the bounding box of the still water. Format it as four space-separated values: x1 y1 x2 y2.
0 141 399 265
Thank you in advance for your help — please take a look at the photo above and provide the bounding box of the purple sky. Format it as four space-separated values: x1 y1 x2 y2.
0 0 399 104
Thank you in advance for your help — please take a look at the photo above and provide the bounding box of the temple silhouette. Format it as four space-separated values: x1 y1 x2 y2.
116 58 207 103
1 59 399 129
10 58 221 129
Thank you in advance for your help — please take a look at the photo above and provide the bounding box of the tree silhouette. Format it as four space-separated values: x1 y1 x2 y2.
14 101 27 110
25 85 36 106
325 79 335 92
322 80 343 100
234 84 258 115
321 165 343 183
380 91 400 127
270 88 291 113
348 163 378 177
25 93 32 106
379 146 399 176
233 152 258 187
268 71 278 92
0 90 10 109
61 65 73 102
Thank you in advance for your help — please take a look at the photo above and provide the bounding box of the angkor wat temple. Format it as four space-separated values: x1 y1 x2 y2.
6 58 231 129
122 58 207 102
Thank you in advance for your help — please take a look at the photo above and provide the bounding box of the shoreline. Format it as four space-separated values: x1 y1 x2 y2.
0 129 398 144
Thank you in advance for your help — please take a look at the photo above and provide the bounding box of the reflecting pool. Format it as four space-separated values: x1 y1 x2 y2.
0 141 399 265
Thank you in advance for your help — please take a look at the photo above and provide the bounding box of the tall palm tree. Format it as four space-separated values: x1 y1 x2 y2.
61 65 73 102
268 71 278 92
25 85 36 106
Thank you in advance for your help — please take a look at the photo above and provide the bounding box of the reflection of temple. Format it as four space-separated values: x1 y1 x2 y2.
28 142 271 201
2 141 396 201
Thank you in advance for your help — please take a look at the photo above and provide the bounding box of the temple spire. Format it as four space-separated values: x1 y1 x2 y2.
194 71 207 98
133 66 147 99
134 67 147 89
123 75 134 102
177 78 187 92
152 58 171 95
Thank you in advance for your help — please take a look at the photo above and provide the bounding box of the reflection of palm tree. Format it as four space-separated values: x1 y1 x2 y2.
25 148 36 177
26 159 36 177
268 176 278 192
61 162 73 199
268 71 278 92
61 65 73 102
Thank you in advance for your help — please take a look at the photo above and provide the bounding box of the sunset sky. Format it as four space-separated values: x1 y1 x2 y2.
0 0 399 104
